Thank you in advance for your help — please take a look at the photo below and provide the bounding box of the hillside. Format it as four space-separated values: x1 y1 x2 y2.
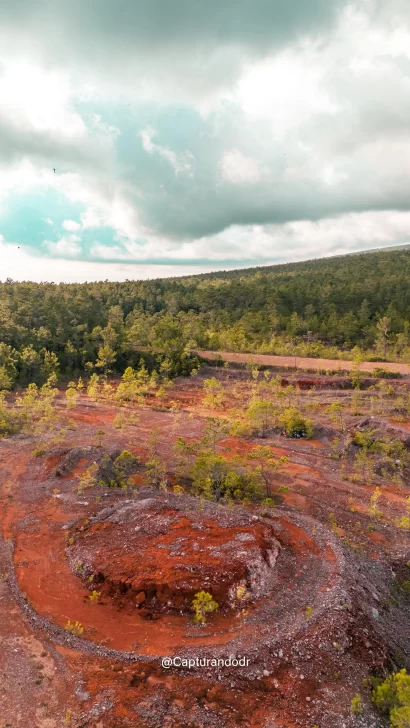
1 246 410 387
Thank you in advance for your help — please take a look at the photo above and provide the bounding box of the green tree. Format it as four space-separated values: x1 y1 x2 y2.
95 345 116 374
246 398 277 437
247 445 288 498
376 316 391 360
202 417 229 453
145 427 167 488
203 378 225 410
116 366 142 403
65 381 79 409
372 669 410 728
279 407 314 438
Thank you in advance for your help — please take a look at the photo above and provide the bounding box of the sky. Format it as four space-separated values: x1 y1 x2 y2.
1 0 410 282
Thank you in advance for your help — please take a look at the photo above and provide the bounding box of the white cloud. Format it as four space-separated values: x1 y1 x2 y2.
79 196 143 243
80 207 103 230
44 234 82 257
0 160 51 200
235 53 337 135
0 236 228 283
3 3 410 277
0 61 86 139
220 149 261 184
140 127 194 176
203 211 410 262
85 209 410 264
62 219 81 231
90 114 120 146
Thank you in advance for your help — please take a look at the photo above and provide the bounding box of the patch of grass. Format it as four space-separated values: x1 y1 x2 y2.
32 447 46 457
351 693 362 714
65 620 84 636
88 590 101 603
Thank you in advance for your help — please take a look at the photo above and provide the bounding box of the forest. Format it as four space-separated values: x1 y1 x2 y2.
1 246 410 387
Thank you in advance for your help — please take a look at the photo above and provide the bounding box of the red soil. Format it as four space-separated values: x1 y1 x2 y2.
70 502 280 613
1 370 410 727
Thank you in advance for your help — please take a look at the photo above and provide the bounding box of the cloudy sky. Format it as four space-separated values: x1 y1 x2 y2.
1 0 410 282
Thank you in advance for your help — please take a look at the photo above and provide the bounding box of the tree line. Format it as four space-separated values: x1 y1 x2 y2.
1 247 410 387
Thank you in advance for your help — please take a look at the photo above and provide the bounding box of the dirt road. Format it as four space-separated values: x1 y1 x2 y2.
195 349 410 375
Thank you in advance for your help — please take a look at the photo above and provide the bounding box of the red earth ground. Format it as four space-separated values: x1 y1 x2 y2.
1 364 410 727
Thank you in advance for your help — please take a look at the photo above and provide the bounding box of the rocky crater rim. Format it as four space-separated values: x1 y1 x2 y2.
67 497 281 614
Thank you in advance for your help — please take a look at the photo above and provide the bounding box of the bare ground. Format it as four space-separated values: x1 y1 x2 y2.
1 368 410 727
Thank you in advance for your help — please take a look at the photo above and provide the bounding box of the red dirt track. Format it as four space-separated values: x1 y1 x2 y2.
195 349 410 375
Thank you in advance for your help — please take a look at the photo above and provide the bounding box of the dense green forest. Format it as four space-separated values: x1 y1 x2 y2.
1 247 410 387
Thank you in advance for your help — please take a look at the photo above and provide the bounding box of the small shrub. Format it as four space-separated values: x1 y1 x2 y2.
192 591 219 625
65 620 84 636
32 447 46 457
373 367 401 379
353 429 380 451
96 450 139 489
88 590 101 603
368 487 382 519
235 585 250 601
229 419 252 437
95 429 105 447
396 516 410 530
351 693 362 714
372 669 410 727
279 407 314 439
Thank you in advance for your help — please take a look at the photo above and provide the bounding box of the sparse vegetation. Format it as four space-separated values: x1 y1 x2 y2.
372 669 410 727
351 693 363 714
192 591 219 625
2 275 410 728
64 620 84 637
98 451 139 489
88 590 101 603
279 407 314 438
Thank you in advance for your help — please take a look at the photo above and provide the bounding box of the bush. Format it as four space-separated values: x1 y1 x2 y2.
353 429 381 451
192 591 219 625
372 669 410 727
191 452 263 502
246 398 277 437
65 619 84 636
32 447 46 457
351 693 362 714
97 450 139 488
279 407 314 438
373 368 401 379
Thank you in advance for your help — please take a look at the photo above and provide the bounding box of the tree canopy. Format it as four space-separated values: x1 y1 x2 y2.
1 247 410 387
